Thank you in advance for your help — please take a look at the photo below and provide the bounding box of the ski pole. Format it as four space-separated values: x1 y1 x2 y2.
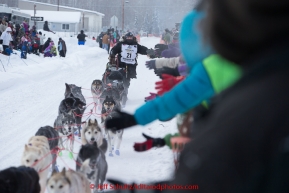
17 53 28 66
21 58 28 66
7 55 13 68
27 57 39 64
0 58 6 72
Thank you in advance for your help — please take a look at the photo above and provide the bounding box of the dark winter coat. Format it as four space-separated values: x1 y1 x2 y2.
170 45 289 193
17 27 25 40
58 39 67 52
97 32 104 43
110 40 148 79
43 38 51 51
77 31 86 41
43 21 51 32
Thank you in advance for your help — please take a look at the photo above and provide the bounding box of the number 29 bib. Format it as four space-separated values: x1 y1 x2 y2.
121 44 138 64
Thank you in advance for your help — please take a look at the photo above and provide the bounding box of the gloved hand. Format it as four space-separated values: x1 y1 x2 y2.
133 133 165 152
154 67 180 79
146 48 156 58
145 60 156 70
105 110 137 131
155 74 185 95
144 92 158 102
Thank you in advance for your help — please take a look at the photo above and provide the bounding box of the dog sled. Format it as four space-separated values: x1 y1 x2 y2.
102 61 126 108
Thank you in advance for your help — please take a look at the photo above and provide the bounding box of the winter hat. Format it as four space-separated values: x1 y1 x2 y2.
6 27 12 32
125 32 134 38
179 10 212 69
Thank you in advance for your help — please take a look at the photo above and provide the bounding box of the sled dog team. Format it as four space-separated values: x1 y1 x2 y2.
0 82 124 193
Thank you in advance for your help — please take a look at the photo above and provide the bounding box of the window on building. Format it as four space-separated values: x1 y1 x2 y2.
62 24 69 30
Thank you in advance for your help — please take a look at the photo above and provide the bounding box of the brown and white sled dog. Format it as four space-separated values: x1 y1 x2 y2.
47 168 91 193
21 136 52 193
91 79 105 110
101 96 124 157
81 119 108 153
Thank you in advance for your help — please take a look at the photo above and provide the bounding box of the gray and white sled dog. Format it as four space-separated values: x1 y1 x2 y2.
91 79 105 110
21 136 52 193
76 142 108 193
101 96 124 156
54 112 76 152
64 83 86 137
81 118 108 153
47 167 91 193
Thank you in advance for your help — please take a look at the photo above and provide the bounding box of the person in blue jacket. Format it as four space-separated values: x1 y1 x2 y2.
105 6 240 130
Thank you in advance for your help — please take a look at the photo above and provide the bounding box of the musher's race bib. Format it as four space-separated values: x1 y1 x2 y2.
121 44 137 64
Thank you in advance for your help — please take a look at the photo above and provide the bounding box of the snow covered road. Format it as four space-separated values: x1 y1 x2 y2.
0 34 177 186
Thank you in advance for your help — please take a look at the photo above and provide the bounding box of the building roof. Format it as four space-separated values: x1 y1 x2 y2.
21 10 81 23
20 0 104 16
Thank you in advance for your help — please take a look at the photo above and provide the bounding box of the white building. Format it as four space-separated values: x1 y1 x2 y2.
21 10 81 35
18 0 104 35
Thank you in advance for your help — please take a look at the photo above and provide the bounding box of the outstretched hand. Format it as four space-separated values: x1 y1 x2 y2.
144 92 158 102
154 67 180 79
105 110 137 131
133 133 165 152
155 74 185 95
145 60 156 70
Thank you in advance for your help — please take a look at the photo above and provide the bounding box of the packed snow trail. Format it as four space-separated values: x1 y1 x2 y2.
0 34 177 186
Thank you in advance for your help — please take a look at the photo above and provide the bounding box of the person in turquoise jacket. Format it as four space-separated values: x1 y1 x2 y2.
105 7 241 131
133 54 242 151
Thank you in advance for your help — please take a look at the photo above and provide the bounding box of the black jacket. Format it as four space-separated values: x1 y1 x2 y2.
43 22 50 32
110 40 148 79
43 39 51 51
170 45 289 193
97 33 104 43
77 32 86 41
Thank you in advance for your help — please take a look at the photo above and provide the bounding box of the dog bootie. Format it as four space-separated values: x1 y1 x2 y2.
115 149 120 156
68 152 74 159
109 152 113 157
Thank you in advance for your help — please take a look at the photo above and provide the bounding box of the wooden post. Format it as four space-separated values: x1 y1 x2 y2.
82 12 85 29
34 4 36 26
122 0 124 31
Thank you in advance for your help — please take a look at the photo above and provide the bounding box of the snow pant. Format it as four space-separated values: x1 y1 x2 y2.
32 47 39 55
2 45 9 55
21 48 27 59
59 50 66 57
102 44 109 53
78 41 85 45
39 45 43 53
